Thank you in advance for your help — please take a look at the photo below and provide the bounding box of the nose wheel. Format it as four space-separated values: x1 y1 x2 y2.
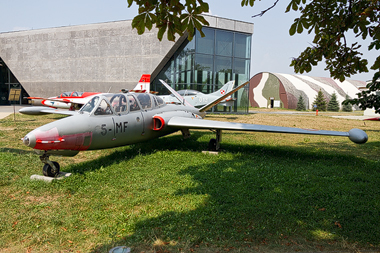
40 153 60 177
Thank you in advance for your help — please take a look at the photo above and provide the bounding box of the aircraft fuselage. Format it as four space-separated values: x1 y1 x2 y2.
23 93 202 156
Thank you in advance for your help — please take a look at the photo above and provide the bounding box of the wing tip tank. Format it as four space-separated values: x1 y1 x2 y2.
348 128 368 144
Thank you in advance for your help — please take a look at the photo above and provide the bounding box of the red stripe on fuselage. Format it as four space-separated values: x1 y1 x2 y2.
34 127 92 151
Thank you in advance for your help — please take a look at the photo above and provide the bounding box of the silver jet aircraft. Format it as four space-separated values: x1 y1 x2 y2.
20 80 368 177
159 80 235 107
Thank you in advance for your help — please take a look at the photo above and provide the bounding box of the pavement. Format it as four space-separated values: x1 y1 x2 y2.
0 105 25 119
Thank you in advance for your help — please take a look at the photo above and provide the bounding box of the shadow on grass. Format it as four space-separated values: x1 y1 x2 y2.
78 132 380 252
0 147 37 155
64 131 209 175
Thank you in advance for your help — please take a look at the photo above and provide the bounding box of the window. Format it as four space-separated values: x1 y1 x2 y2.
196 27 214 55
152 27 251 113
234 33 251 58
110 94 128 114
128 94 140 112
81 96 100 114
216 30 233 56
155 96 165 106
94 99 113 115
136 93 152 110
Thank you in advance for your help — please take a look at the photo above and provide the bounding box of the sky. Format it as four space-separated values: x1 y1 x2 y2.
0 0 376 82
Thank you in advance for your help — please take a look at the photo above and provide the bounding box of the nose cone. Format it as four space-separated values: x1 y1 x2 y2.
22 133 36 148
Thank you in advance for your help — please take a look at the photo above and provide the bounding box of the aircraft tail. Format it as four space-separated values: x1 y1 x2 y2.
209 81 235 97
131 74 151 93
199 81 249 112
159 80 194 107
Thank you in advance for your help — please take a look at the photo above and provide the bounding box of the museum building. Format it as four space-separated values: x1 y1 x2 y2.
0 15 253 112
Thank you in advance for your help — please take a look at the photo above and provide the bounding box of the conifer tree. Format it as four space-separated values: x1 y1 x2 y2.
327 92 340 112
312 90 327 111
342 95 353 112
296 95 306 111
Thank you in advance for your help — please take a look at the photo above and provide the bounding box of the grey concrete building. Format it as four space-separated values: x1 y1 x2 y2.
0 15 253 112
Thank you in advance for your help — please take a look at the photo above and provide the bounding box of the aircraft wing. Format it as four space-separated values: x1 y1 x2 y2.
19 106 77 116
167 117 368 144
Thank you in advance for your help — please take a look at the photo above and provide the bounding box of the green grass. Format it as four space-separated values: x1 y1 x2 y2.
0 112 379 252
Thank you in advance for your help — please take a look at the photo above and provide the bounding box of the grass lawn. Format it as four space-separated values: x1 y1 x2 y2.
0 110 379 252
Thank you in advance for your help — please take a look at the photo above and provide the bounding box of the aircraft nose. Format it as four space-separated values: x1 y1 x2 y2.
22 133 36 148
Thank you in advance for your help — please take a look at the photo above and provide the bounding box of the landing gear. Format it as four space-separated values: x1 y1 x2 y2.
40 153 60 177
208 129 222 151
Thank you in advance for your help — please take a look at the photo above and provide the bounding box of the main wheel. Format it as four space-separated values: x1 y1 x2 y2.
42 162 60 177
208 138 217 151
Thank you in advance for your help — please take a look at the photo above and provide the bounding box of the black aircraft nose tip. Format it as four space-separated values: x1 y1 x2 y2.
22 136 30 146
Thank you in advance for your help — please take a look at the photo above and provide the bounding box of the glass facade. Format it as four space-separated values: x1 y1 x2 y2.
152 27 251 113
0 58 29 105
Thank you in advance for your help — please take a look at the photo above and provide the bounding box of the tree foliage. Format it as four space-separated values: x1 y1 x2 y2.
342 94 353 112
312 90 327 111
127 0 380 111
127 0 210 41
327 92 340 112
296 95 306 111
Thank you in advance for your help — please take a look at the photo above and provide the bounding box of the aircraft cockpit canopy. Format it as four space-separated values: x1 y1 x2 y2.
58 91 84 98
80 93 166 116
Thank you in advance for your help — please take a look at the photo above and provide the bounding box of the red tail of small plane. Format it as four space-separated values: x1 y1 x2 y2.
130 74 151 93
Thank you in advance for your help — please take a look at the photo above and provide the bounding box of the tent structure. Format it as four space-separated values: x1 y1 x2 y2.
248 72 366 110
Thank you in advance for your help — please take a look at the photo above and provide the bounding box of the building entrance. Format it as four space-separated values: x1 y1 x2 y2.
0 58 29 105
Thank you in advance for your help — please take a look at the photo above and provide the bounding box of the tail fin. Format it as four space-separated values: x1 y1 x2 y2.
209 81 235 97
131 74 151 93
199 81 249 112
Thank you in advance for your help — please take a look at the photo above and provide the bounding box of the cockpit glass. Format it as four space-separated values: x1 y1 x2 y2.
155 96 165 106
71 91 84 97
128 95 140 112
110 94 128 114
81 96 100 113
136 93 152 110
94 99 113 115
58 92 71 98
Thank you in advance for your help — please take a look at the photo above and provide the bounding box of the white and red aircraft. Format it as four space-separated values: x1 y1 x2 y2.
27 74 151 111
159 81 236 107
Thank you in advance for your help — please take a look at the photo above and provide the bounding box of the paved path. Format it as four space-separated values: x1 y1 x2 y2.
0 105 25 119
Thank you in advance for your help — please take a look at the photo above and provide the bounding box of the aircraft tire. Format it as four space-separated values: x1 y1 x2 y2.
208 138 217 151
42 162 60 177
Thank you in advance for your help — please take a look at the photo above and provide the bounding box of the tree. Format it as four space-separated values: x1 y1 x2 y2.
127 0 210 41
327 92 340 112
127 0 380 110
296 95 306 111
312 90 327 111
342 95 353 112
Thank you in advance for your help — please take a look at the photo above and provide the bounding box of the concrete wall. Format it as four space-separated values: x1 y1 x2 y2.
0 20 176 96
0 16 253 98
